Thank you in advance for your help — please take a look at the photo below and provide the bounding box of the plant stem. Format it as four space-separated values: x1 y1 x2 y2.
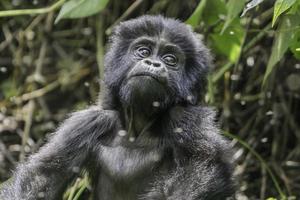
223 131 287 199
0 0 66 17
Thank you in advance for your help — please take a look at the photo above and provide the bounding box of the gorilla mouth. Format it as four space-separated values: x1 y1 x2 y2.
129 72 164 83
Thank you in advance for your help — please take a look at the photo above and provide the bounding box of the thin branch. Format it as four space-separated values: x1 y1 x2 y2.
96 15 105 82
14 81 60 103
105 0 144 35
20 100 35 161
0 0 66 17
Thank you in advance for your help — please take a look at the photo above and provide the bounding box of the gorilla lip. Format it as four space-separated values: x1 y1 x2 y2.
129 72 164 83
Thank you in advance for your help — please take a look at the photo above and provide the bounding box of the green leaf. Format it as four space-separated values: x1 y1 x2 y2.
288 0 300 14
290 29 300 59
221 0 246 34
263 14 300 85
202 0 226 26
272 0 297 27
186 0 208 27
211 19 245 62
1 80 19 99
55 0 109 24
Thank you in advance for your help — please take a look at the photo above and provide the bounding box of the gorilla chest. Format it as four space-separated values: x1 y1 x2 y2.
98 136 164 180
95 129 170 199
99 146 162 180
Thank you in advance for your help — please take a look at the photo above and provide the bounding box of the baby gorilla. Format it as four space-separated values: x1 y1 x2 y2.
0 15 234 200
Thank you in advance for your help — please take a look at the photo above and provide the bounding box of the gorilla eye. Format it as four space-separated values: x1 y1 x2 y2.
162 54 177 66
135 46 151 58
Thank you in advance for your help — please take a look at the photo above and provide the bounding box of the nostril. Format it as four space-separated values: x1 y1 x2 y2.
153 62 161 67
144 59 152 65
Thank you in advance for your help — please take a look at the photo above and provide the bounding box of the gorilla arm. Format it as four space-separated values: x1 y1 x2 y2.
0 107 116 200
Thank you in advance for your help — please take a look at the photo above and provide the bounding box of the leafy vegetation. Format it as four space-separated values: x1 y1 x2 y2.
0 0 299 199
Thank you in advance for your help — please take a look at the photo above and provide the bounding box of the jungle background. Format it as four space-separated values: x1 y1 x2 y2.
0 0 300 199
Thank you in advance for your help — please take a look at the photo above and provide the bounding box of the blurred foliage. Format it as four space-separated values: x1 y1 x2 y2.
0 0 300 199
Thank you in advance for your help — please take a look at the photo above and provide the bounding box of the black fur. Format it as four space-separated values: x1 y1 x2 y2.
0 15 234 200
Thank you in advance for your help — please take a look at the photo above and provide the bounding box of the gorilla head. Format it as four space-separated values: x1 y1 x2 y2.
104 15 211 112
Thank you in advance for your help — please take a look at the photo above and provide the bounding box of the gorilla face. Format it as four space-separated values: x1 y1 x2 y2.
104 15 212 111
119 36 186 109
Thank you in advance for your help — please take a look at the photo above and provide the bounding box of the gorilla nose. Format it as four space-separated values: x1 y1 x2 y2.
143 59 161 68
